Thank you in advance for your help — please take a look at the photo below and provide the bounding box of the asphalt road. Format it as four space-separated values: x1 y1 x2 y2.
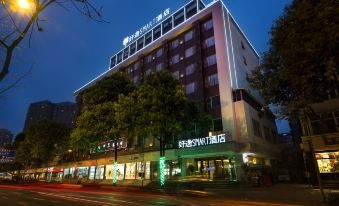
0 183 323 206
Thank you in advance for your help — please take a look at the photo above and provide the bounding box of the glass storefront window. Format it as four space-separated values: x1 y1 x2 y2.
316 151 339 173
75 167 88 179
95 165 105 179
125 163 136 179
136 162 145 180
171 160 181 177
117 163 125 180
105 164 114 179
89 166 95 180
145 161 151 179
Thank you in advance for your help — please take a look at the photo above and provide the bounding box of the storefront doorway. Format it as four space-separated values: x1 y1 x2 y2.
195 157 236 180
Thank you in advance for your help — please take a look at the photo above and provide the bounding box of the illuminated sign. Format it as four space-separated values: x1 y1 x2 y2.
123 8 170 47
0 148 15 163
178 133 232 149
90 139 127 154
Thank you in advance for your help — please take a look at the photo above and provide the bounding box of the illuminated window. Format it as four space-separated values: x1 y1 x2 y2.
125 162 136 179
173 71 179 79
130 42 136 55
205 73 219 87
145 31 152 45
153 25 161 40
185 64 195 76
203 19 213 31
170 54 179 65
171 39 179 49
204 54 217 67
174 9 185 26
156 63 163 71
186 82 195 94
146 54 152 63
185 46 195 58
203 36 215 49
185 30 193 42
156 48 163 57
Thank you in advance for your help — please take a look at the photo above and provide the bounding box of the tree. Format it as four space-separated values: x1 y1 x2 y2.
0 0 103 94
71 72 135 151
248 0 338 118
80 72 135 109
15 119 70 166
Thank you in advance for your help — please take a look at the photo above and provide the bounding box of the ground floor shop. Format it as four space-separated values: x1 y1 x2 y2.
13 142 279 185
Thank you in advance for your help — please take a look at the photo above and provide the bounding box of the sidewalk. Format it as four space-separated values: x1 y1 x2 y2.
204 183 338 206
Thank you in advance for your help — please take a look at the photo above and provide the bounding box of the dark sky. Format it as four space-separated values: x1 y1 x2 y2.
0 0 292 135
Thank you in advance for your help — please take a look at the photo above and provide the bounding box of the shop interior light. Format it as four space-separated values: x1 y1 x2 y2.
159 157 166 186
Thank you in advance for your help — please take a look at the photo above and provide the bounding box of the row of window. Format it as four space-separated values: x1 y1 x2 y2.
252 118 277 143
110 1 208 68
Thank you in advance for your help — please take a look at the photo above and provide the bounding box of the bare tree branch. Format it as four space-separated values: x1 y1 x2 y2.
0 64 33 95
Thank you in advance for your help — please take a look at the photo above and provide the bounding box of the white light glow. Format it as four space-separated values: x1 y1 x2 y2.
17 0 30 9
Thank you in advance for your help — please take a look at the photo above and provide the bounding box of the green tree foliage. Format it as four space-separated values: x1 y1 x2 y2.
248 0 338 118
15 119 70 166
81 72 135 109
71 72 135 151
71 102 116 151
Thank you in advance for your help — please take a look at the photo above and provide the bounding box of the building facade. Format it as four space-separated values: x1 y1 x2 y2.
72 0 280 183
0 128 13 147
24 100 78 130
300 97 339 185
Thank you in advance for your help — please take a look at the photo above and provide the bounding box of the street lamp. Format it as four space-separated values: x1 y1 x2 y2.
16 0 31 9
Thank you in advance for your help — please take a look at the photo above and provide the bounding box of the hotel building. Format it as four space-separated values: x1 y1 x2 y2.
52 0 281 184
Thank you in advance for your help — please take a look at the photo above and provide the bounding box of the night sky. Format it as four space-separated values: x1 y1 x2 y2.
0 0 291 136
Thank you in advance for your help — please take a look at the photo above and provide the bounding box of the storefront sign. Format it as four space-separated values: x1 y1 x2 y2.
122 8 170 47
90 139 127 154
178 133 231 149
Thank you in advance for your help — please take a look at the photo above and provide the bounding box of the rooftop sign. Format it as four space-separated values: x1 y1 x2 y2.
123 8 171 47
178 133 232 149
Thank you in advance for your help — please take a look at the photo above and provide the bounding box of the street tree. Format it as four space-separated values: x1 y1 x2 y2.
15 119 70 167
0 0 103 94
248 0 338 119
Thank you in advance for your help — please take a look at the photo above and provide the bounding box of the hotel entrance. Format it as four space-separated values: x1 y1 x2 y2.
195 157 236 180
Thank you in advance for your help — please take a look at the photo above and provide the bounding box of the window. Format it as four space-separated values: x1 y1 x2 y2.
123 48 129 60
171 39 179 49
252 119 262 137
204 54 217 67
156 48 163 57
156 63 163 71
185 1 197 19
203 36 215 49
117 52 123 64
203 19 213 31
110 56 116 68
134 61 140 70
174 9 185 27
173 71 179 79
145 31 152 45
145 54 152 63
213 118 223 131
185 64 195 76
206 73 219 87
162 17 173 34
137 38 144 51
125 162 136 179
170 54 179 65
185 46 195 58
153 25 161 40
130 43 136 55
185 30 193 42
206 95 220 109
186 82 195 94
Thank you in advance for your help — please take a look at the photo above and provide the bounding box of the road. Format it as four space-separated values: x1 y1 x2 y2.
0 183 325 206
